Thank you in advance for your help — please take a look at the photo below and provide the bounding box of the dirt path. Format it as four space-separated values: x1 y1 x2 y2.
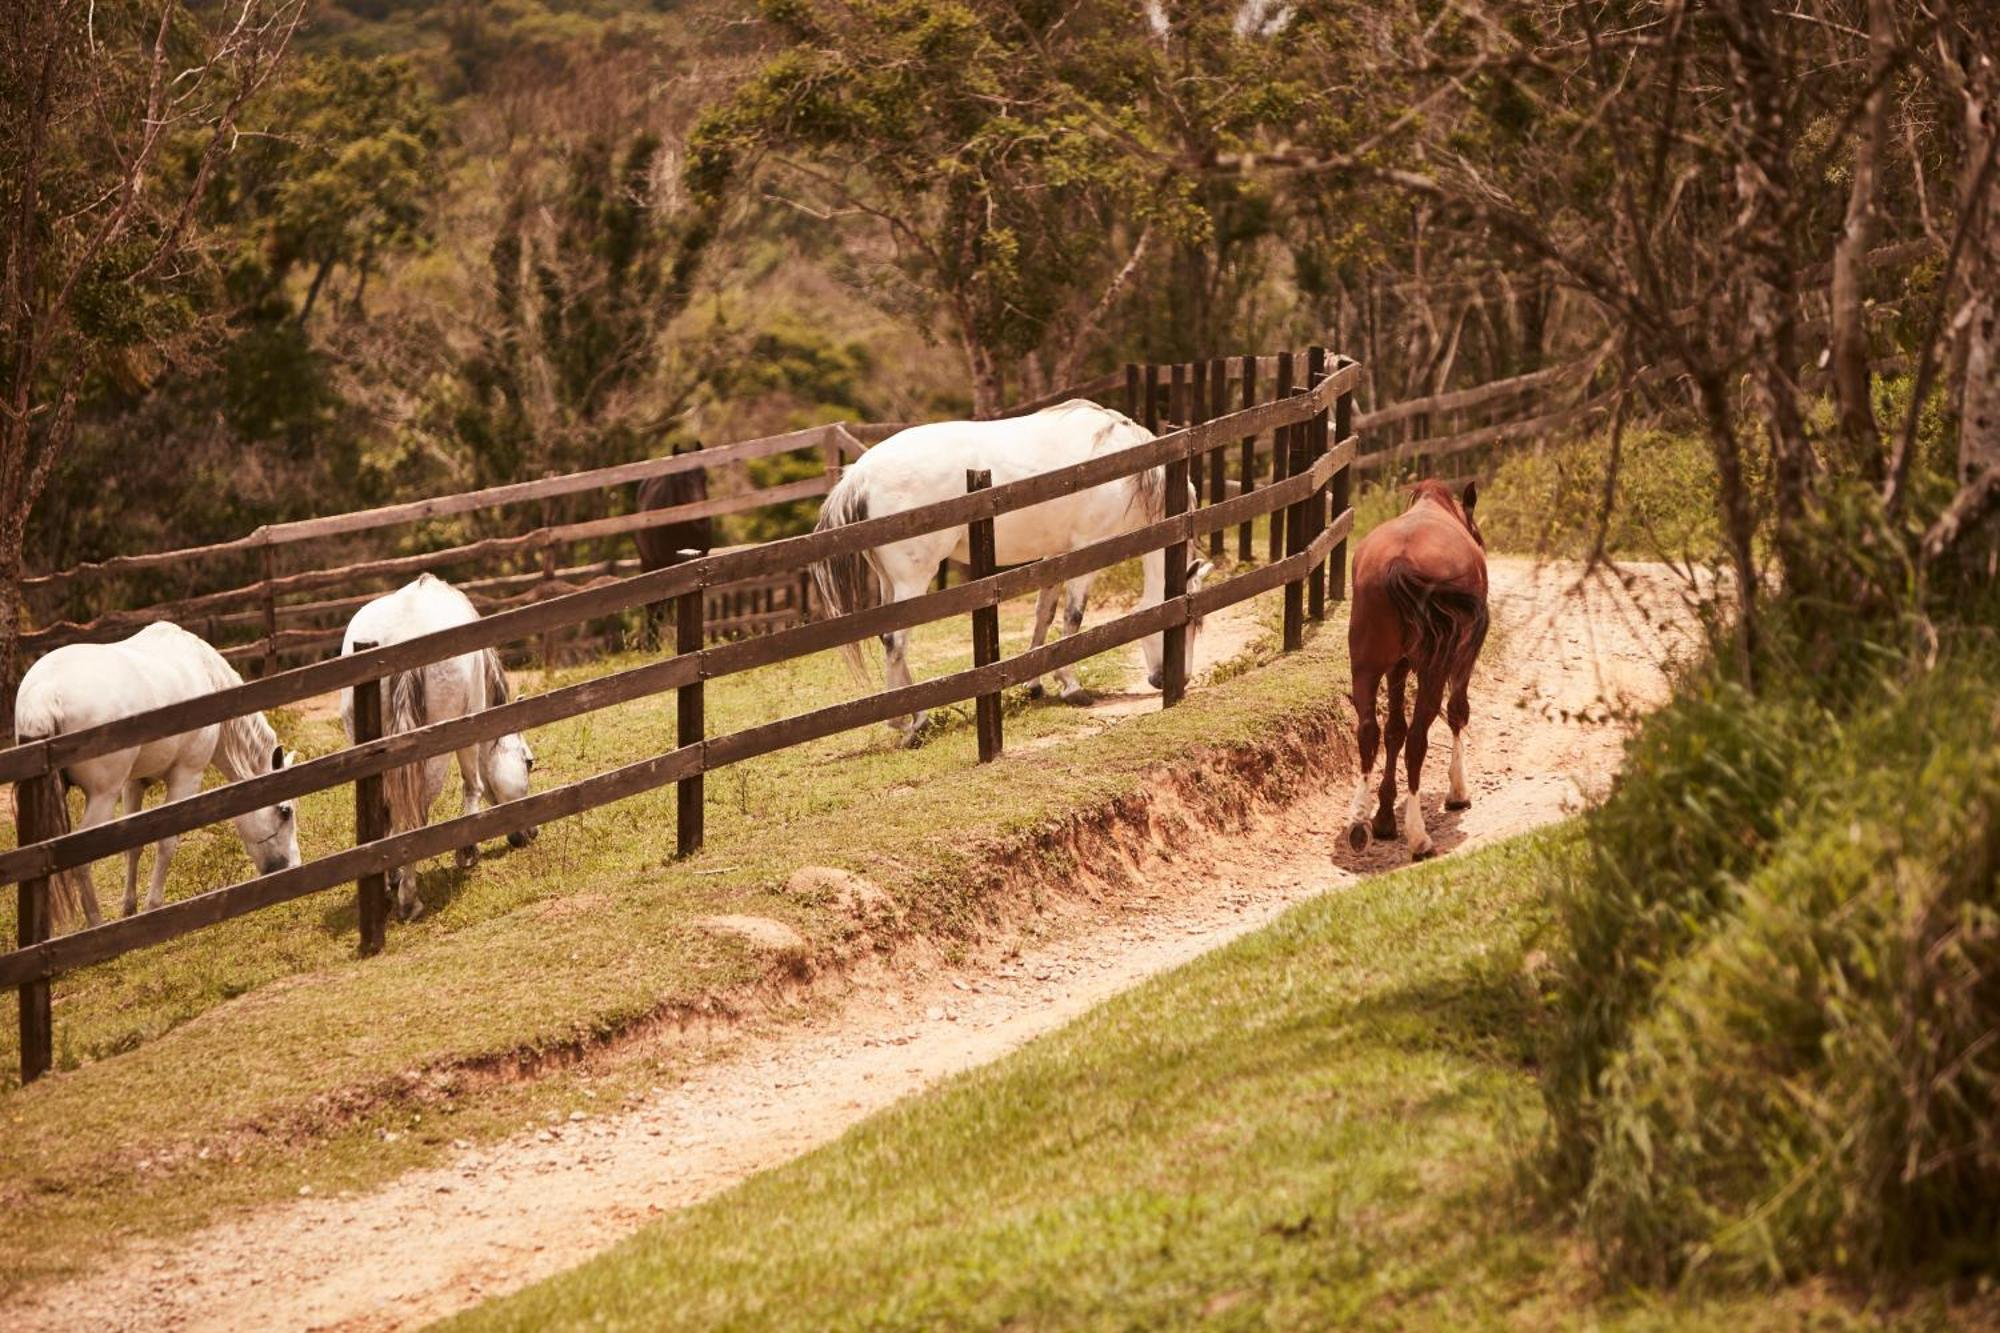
9 558 1698 1333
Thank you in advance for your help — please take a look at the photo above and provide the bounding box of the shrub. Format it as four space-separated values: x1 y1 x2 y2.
1542 557 2000 1288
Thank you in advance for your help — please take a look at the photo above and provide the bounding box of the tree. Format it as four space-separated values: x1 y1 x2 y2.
458 130 717 485
0 0 307 723
687 0 1210 416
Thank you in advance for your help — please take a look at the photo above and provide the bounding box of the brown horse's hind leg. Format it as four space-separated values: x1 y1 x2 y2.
1374 660 1410 843
1345 666 1382 851
1444 614 1487 812
1403 667 1446 860
1444 672 1473 811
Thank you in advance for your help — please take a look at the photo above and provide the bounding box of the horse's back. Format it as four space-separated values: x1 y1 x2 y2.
848 402 1155 567
15 624 231 775
1353 505 1486 594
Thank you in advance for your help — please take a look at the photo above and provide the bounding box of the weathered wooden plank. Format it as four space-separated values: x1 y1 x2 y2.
0 740 710 989
1307 347 1330 624
1330 363 1356 602
1354 393 1612 472
24 422 885 594
1238 353 1257 562
675 560 705 859
967 471 1003 763
1354 357 1590 432
997 370 1125 419
352 666 390 958
14 771 59 1084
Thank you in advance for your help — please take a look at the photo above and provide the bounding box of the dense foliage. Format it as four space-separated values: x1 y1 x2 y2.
1544 543 2000 1285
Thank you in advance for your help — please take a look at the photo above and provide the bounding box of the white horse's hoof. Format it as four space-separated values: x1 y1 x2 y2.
1060 687 1094 707
1025 682 1046 701
455 846 479 870
1409 842 1436 862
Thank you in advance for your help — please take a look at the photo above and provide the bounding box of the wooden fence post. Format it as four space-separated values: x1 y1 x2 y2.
538 498 558 668
966 470 1003 763
1208 358 1227 560
1269 351 1294 564
352 648 391 959
1143 363 1161 434
1170 362 1187 434
1237 353 1257 562
1124 363 1139 420
15 769 60 1083
1162 433 1190 708
259 548 278 679
1189 362 1206 505
1307 346 1329 624
675 555 705 858
1330 355 1356 602
1281 351 1308 653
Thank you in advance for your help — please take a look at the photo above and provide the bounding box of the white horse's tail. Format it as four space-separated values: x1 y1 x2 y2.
480 648 511 707
383 665 430 835
810 471 879 689
12 712 84 930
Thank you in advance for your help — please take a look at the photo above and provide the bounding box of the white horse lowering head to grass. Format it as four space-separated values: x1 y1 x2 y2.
339 573 537 921
810 399 1211 744
13 622 302 928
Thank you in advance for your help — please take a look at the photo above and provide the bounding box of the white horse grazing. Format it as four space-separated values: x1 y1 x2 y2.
14 622 302 927
339 573 537 921
811 399 1212 742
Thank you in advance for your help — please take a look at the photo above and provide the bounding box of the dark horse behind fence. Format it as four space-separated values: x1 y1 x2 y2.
634 443 712 646
1344 479 1488 861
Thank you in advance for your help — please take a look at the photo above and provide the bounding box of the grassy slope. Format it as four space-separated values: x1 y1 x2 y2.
452 828 1961 1332
0 575 1322 1291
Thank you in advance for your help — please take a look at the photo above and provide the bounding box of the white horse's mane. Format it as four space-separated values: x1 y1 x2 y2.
165 625 277 782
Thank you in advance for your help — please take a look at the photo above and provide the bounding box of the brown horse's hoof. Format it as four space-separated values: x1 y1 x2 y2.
902 730 927 751
1371 814 1398 842
1025 682 1046 701
1060 687 1095 707
1445 797 1471 812
1345 821 1371 853
455 846 479 870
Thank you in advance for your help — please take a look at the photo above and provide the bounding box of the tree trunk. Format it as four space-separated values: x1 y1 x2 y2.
1722 1 1815 593
1829 0 1893 481
1956 45 2000 492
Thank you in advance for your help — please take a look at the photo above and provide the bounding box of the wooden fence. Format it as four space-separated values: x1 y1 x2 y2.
3 349 1362 1085
21 419 920 673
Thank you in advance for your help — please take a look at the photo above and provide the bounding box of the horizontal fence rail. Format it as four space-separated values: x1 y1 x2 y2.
5 348 1361 1083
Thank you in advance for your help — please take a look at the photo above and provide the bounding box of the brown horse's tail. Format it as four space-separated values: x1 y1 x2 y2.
1381 557 1487 673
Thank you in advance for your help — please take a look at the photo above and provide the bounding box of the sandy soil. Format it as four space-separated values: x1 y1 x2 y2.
7 556 1701 1333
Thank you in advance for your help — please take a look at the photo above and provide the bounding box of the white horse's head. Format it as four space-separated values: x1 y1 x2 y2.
233 743 302 875
1143 546 1215 691
483 732 539 847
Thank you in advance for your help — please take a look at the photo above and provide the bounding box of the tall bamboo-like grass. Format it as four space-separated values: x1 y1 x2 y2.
1542 497 2000 1289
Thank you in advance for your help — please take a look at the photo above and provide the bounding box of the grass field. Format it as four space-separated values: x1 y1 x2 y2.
451 827 1971 1332
0 558 1340 1293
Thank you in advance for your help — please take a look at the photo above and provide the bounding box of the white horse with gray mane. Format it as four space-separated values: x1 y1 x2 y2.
811 399 1211 743
339 573 537 921
13 622 302 927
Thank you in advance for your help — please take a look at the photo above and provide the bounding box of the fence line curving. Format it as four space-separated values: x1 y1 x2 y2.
5 350 1362 1084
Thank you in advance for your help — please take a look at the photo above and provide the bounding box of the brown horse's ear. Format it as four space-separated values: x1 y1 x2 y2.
1461 480 1478 514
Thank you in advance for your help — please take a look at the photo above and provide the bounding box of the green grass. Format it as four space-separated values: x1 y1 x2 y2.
0 573 1330 1293
0 598 1128 1078
448 826 1972 1331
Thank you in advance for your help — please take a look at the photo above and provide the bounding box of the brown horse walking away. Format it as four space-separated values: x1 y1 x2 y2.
1345 479 1488 860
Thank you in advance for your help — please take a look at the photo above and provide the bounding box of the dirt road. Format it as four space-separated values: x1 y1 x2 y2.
8 557 1699 1332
